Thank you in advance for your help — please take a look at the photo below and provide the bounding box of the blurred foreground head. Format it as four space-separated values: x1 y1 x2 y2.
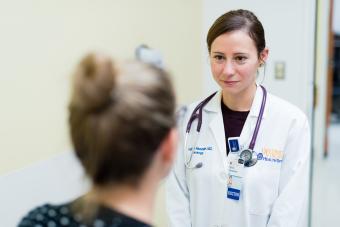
69 53 177 187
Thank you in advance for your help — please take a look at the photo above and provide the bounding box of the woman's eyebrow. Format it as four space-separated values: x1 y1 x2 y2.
211 51 225 55
233 52 248 55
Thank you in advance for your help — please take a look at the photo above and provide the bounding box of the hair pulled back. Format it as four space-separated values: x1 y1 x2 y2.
207 9 266 57
69 53 176 186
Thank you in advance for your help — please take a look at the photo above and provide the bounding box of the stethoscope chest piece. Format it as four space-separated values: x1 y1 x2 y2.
239 149 258 167
240 149 252 162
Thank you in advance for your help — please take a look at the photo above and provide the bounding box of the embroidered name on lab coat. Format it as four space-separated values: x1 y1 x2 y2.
188 146 213 155
257 148 284 163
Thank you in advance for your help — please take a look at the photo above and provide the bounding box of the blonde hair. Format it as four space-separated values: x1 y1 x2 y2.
68 53 176 186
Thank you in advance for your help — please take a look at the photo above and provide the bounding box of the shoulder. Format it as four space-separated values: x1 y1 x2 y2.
97 206 152 227
178 92 218 127
267 92 308 123
186 99 202 112
18 203 75 227
185 91 219 113
177 96 208 123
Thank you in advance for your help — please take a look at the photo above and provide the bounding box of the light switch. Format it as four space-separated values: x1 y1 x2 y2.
274 61 285 80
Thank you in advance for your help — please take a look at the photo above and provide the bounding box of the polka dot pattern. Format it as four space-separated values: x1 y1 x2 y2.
18 202 151 227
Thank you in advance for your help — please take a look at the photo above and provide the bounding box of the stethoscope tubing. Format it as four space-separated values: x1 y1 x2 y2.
184 85 267 169
249 86 267 150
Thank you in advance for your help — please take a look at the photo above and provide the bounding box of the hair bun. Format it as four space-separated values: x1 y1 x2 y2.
70 53 115 113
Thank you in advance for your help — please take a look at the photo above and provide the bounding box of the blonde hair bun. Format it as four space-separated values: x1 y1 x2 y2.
70 53 115 113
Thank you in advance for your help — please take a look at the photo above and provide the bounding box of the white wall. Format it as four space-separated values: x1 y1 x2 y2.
334 0 340 34
313 0 331 161
202 0 316 121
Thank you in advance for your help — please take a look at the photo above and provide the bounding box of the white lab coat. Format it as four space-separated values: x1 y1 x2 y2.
166 86 310 227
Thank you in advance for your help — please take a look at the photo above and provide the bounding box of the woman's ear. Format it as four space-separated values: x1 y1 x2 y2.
160 128 178 164
259 47 269 66
154 128 178 178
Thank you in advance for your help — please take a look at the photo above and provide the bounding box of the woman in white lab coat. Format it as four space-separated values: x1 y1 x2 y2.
166 9 310 227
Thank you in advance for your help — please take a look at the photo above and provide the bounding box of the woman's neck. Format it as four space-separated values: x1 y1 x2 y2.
92 180 157 225
222 84 257 111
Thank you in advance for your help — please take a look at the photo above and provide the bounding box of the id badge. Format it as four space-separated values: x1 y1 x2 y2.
226 155 244 201
227 137 240 153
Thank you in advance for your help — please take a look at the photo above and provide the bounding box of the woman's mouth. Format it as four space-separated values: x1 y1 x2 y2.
222 81 239 86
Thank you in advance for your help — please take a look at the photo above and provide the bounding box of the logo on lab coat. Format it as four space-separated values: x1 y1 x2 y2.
257 148 284 163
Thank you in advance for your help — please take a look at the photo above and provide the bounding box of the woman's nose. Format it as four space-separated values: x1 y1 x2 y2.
222 61 235 76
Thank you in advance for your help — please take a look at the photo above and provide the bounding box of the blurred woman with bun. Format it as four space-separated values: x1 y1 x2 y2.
18 53 177 227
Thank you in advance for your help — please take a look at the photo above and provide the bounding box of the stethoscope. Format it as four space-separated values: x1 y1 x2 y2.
184 85 267 169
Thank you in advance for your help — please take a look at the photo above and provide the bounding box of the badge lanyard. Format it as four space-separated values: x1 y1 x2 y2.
226 86 267 200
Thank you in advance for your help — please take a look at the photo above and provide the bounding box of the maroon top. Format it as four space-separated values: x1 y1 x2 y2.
221 101 250 155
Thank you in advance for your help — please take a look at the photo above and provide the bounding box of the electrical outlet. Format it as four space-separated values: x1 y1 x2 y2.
274 61 285 80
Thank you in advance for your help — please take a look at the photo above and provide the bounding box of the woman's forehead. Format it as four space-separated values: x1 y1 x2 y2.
211 30 257 54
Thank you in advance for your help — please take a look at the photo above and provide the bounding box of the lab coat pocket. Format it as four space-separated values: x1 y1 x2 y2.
248 204 270 216
244 162 280 216
248 195 270 227
248 213 270 227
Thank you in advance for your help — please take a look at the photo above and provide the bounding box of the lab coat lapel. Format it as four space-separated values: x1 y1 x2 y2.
205 91 228 169
239 115 257 150
239 85 267 149
210 112 227 167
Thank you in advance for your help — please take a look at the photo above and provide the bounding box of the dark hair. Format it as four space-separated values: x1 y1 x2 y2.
68 53 176 187
207 9 266 57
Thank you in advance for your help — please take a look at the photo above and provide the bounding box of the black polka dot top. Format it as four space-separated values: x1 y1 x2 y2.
18 201 152 227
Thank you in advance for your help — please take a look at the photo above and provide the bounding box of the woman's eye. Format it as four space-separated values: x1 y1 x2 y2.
235 56 247 63
213 55 225 62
